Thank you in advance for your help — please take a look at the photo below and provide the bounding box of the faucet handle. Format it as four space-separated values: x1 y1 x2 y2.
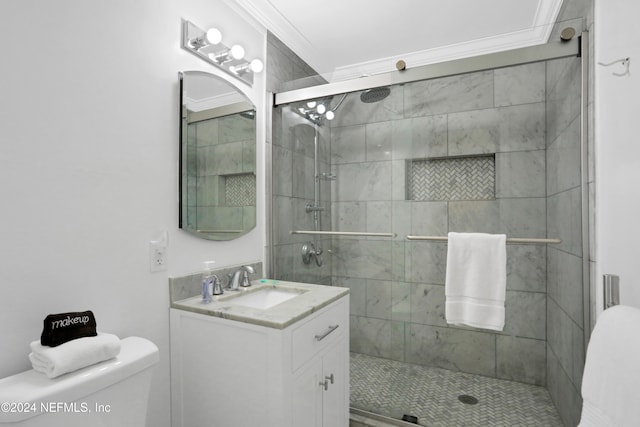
240 265 254 287
211 275 224 295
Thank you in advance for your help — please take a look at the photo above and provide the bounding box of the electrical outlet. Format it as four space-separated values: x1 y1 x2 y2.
149 241 167 272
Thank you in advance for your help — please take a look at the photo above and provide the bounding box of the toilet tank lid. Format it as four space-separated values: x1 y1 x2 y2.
0 336 158 423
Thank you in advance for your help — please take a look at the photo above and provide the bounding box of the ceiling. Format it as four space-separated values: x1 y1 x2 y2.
234 0 565 82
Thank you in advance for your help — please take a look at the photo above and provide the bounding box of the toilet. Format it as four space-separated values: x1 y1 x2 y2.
0 336 159 427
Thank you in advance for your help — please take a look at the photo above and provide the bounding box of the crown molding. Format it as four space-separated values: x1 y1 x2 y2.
329 0 563 82
231 0 327 75
233 0 564 83
330 26 551 82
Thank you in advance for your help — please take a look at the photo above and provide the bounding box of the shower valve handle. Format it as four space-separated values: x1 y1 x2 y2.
305 203 325 212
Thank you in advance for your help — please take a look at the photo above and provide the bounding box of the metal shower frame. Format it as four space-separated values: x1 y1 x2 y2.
270 33 591 350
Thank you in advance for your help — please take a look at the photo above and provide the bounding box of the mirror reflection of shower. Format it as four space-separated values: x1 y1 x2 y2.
295 93 347 124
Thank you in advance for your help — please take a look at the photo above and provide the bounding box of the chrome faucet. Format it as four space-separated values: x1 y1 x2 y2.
227 265 255 291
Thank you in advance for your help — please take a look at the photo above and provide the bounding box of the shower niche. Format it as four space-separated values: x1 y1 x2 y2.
406 154 496 201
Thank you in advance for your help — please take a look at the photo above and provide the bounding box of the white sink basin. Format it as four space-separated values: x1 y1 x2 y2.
227 287 303 310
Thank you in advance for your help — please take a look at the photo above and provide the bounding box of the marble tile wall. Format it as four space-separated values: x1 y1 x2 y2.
544 2 594 424
268 32 333 286
546 42 588 427
326 62 549 386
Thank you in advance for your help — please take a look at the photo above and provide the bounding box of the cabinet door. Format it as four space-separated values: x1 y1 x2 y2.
292 360 323 427
321 340 346 427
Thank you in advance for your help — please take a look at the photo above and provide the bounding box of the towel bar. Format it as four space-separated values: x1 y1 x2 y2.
405 235 562 244
290 230 397 238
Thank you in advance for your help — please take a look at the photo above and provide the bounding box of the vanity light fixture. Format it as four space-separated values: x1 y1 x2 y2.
181 19 262 86
208 44 245 64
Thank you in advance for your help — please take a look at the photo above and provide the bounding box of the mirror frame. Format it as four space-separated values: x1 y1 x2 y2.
179 71 257 240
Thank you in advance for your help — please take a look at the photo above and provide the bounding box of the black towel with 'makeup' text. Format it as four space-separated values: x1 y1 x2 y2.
40 311 97 347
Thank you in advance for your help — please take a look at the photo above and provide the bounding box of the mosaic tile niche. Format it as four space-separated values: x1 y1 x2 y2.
407 155 495 201
225 173 256 206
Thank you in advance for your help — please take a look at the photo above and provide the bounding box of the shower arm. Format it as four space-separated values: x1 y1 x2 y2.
328 93 348 113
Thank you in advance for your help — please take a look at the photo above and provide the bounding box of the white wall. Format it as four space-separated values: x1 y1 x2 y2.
0 1 266 426
595 0 640 311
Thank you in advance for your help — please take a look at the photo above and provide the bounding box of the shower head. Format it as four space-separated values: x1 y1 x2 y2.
360 87 390 103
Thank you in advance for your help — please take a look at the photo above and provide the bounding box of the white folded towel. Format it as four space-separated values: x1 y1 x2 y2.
445 232 507 331
579 305 640 427
29 332 121 379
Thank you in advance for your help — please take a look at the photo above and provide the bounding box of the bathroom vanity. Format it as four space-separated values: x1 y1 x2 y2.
169 279 350 427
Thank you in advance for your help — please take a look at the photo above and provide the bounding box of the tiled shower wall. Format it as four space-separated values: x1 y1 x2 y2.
545 1 594 425
271 110 333 285
328 64 550 386
546 54 584 427
268 32 333 285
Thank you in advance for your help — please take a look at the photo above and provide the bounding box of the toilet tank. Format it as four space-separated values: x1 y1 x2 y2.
0 336 159 427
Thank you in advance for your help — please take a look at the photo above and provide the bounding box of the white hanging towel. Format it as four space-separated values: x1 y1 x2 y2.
579 305 640 427
445 232 507 331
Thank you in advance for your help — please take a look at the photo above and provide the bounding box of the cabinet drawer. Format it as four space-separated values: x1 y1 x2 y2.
292 298 346 371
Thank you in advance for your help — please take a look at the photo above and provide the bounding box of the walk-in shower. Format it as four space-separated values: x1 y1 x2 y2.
270 32 590 426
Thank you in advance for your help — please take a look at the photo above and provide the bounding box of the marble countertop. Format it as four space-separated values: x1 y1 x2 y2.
170 279 349 329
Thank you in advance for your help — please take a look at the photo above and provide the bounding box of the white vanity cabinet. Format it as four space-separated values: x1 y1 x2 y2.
170 293 349 427
292 339 346 426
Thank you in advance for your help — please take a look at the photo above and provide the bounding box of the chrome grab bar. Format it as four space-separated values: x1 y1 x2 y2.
405 235 562 244
291 230 397 238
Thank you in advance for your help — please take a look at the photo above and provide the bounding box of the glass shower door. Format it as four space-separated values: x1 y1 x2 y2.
272 49 587 425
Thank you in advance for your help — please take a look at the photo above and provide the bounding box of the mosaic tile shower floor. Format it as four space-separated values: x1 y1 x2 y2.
350 353 563 427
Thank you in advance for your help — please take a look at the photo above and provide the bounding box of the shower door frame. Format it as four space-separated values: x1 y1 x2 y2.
274 37 579 105
271 33 592 352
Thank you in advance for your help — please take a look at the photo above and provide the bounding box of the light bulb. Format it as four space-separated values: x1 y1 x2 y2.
306 101 317 109
205 28 222 45
325 111 335 120
250 59 264 73
230 45 245 60
316 104 326 114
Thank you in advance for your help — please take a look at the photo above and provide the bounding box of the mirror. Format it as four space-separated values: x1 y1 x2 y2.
179 71 256 240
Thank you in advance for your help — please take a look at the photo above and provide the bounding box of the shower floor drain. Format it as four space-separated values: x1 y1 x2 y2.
458 394 479 405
